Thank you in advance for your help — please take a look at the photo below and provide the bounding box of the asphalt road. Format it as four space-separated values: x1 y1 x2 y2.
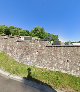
0 75 41 92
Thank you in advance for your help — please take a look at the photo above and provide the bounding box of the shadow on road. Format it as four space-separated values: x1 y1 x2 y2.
23 68 57 92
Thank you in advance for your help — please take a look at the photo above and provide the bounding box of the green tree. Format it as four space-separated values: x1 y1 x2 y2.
4 27 11 36
19 30 30 36
44 33 59 42
9 26 22 36
31 26 46 39
65 41 72 45
0 25 7 34
0 26 4 34
0 25 59 42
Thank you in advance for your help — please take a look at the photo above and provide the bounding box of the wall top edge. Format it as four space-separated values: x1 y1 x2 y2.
46 45 80 47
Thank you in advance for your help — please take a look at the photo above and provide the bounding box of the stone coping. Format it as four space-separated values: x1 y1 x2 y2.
46 45 80 47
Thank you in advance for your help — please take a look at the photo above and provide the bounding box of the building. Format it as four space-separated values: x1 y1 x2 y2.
20 36 32 40
72 43 80 45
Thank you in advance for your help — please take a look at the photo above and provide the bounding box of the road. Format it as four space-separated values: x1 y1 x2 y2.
0 75 41 92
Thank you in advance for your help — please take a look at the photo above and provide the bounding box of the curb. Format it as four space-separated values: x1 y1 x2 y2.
0 69 23 82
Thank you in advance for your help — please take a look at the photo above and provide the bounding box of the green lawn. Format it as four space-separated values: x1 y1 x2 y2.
0 52 80 92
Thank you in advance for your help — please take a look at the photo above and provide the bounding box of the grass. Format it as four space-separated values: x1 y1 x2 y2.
0 52 80 92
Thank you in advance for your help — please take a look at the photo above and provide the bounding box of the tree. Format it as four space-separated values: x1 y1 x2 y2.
9 26 22 36
0 26 4 34
65 41 72 45
19 30 30 36
0 25 59 42
4 27 11 36
44 33 59 42
31 26 46 39
0 25 7 34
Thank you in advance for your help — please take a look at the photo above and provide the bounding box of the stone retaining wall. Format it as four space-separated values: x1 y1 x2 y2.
0 37 80 77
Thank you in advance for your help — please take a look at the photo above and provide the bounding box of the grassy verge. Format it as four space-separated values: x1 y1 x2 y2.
0 52 80 91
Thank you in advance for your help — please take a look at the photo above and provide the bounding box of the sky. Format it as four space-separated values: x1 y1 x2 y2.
0 0 80 42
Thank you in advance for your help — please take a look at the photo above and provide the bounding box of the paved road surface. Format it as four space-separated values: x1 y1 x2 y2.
0 75 41 92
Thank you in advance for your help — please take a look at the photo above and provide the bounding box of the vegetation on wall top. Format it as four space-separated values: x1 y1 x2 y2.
0 25 59 42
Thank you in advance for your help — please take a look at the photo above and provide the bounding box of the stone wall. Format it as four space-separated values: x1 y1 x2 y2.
0 37 80 77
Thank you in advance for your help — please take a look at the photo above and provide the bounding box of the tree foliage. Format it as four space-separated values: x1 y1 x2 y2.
4 27 11 36
0 25 59 42
31 26 59 42
31 26 46 39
